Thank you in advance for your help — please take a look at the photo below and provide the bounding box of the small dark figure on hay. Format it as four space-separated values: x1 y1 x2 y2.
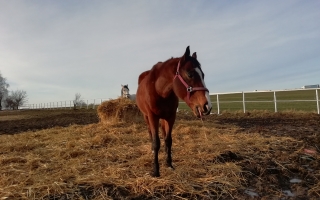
121 84 136 101
136 46 212 177
121 84 130 98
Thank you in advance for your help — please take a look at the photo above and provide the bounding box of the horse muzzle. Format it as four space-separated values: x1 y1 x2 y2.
194 103 212 118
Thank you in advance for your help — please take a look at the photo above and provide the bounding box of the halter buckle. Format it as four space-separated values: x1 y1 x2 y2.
187 87 193 92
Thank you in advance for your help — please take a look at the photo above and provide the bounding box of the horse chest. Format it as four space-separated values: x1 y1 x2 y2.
151 95 178 117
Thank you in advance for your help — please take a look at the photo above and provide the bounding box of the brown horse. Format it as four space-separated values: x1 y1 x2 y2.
136 46 212 177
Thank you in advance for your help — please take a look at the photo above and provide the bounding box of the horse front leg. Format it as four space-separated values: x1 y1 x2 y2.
152 131 160 177
161 118 175 169
148 114 160 177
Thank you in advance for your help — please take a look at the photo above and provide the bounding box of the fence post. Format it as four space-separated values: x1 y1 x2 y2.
274 91 277 112
242 91 246 113
316 89 319 114
93 99 95 109
216 94 220 114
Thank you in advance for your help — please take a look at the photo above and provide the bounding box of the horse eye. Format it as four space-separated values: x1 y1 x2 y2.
187 71 194 78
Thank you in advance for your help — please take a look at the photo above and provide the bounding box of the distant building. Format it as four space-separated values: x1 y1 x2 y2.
301 84 320 89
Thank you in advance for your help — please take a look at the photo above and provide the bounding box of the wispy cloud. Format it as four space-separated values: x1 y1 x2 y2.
1 1 319 103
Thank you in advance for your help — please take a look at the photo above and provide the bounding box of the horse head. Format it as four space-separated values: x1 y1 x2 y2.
121 84 130 98
173 46 212 118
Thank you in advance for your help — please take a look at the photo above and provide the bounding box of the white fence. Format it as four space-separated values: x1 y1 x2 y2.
209 88 319 114
24 88 319 114
23 98 112 110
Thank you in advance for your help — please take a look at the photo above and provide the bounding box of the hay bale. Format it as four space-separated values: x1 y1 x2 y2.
97 98 143 124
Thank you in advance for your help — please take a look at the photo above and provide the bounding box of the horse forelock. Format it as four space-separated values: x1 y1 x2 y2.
189 56 201 68
181 56 202 73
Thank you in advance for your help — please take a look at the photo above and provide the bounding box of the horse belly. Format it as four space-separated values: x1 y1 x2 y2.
155 96 178 119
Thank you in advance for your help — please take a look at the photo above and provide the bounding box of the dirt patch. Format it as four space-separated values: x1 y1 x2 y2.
0 109 99 134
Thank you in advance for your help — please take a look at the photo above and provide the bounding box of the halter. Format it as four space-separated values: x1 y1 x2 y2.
173 60 209 104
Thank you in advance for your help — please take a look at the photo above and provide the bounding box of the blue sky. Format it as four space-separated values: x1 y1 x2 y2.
1 1 319 104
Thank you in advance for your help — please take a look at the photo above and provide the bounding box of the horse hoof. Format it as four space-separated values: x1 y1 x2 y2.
168 165 175 170
152 171 160 177
166 163 174 170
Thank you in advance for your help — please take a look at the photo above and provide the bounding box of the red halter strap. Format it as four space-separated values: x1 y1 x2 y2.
173 60 209 104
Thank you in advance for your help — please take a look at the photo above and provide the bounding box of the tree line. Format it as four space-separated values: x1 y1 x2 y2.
0 71 28 110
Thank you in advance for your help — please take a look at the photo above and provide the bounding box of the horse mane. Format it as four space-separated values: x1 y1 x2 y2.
164 56 201 68
138 55 201 86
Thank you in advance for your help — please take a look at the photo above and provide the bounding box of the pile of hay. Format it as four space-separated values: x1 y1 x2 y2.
97 98 143 124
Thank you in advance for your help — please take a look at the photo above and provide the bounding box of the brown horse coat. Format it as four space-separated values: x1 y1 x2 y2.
136 46 212 177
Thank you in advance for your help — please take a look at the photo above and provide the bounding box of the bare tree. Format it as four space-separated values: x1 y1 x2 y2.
73 93 84 110
5 96 15 110
0 72 10 110
10 90 28 109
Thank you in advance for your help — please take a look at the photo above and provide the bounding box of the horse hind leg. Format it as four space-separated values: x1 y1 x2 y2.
161 119 174 169
143 115 153 153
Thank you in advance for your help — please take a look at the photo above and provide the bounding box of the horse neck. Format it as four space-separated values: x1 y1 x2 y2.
160 58 179 79
155 58 180 97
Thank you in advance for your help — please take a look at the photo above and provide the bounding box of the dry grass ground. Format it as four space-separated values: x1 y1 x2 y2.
0 102 319 199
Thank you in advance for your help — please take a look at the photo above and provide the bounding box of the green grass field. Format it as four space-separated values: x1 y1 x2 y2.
179 89 320 113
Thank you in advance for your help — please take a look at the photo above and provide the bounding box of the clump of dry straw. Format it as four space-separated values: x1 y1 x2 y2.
97 98 143 124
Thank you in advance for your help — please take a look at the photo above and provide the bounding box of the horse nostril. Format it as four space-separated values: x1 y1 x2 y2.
203 103 212 115
203 103 208 113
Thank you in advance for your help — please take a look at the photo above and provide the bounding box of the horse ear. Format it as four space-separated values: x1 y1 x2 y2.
192 52 197 59
182 46 190 62
185 46 190 57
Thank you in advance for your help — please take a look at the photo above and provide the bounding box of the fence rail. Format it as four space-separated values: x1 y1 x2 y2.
24 88 320 114
209 88 319 114
23 98 112 110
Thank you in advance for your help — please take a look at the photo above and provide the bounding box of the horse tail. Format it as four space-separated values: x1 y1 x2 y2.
138 70 150 85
